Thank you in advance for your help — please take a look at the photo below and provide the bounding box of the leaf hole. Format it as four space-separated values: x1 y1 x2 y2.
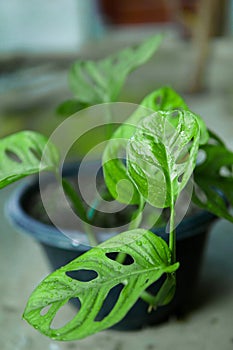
5 149 22 163
155 95 162 106
65 269 98 282
219 166 232 177
175 153 189 164
105 252 134 265
40 304 52 316
145 274 166 295
178 173 184 183
112 57 119 66
194 185 208 204
82 68 98 88
50 297 80 330
170 110 179 118
29 147 42 161
197 149 206 165
69 297 81 310
94 283 124 322
208 136 221 146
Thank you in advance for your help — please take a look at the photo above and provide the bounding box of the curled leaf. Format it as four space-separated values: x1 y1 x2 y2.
193 144 233 222
69 35 163 105
127 110 200 208
0 131 59 189
141 86 208 145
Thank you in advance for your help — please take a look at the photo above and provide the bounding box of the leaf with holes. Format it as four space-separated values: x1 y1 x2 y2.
0 131 60 189
102 87 208 205
69 35 162 105
141 86 189 112
23 229 179 341
127 110 201 208
193 144 233 222
141 86 208 144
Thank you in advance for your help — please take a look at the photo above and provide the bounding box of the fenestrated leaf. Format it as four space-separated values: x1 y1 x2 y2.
69 35 162 105
127 110 201 208
23 229 179 341
141 86 208 145
0 131 60 189
193 144 233 222
141 86 189 112
102 87 208 205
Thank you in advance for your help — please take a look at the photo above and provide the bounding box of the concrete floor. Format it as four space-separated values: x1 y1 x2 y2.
0 35 233 349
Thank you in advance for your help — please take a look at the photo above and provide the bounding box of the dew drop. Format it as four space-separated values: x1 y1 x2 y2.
71 241 80 248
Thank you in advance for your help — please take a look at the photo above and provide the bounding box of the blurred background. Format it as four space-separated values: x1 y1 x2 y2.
0 0 232 141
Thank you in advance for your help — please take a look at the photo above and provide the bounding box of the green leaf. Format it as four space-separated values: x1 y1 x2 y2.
69 35 162 105
56 99 89 117
102 106 152 205
141 86 208 145
151 274 176 308
127 110 201 208
207 129 226 147
141 86 189 112
102 136 141 205
193 144 233 222
23 229 179 341
0 131 60 189
102 87 208 205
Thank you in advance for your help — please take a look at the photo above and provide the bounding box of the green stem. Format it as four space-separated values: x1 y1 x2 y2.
116 199 144 264
140 203 176 307
169 204 176 264
83 222 99 247
120 279 159 308
87 186 111 221
104 103 113 139
115 252 127 264
140 290 158 307
62 178 98 246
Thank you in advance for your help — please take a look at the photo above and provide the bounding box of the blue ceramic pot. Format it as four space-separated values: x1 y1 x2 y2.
6 163 217 330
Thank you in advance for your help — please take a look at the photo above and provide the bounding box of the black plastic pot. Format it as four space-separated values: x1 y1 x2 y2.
6 163 217 331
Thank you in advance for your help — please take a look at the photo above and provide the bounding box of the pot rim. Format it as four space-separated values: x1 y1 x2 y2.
5 173 217 251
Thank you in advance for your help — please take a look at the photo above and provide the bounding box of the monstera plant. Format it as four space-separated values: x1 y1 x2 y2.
0 35 233 341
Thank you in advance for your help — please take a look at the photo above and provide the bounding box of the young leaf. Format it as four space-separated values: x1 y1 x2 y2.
102 87 208 205
23 229 179 341
193 144 233 222
127 110 200 208
141 86 189 112
0 131 59 189
69 35 162 105
140 86 208 145
150 274 176 308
